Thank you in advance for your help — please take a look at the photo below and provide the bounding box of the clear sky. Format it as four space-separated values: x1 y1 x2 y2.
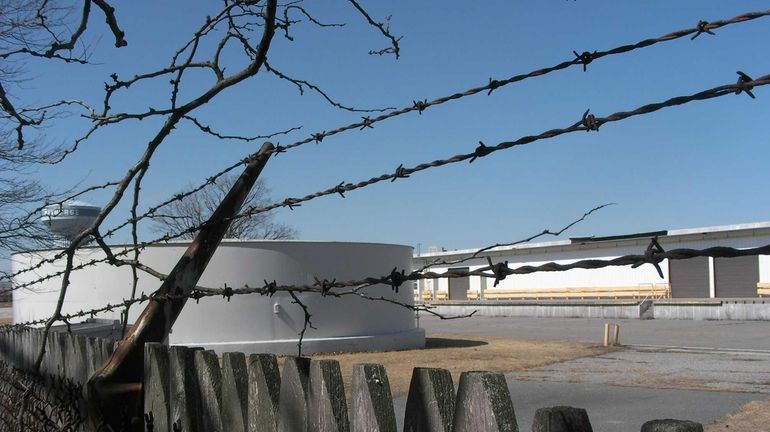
7 0 770 268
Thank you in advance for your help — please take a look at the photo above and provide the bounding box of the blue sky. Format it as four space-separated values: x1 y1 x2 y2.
10 1 770 263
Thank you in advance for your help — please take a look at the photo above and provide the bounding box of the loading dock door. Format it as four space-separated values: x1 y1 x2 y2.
669 257 709 298
448 267 469 300
715 256 759 298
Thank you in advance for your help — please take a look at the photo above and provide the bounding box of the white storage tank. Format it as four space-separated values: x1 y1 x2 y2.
41 200 101 242
12 240 424 354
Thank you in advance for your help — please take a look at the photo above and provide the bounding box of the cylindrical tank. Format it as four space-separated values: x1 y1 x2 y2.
41 200 101 242
12 240 424 354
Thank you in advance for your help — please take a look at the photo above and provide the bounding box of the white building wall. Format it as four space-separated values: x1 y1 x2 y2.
417 224 770 297
760 255 770 284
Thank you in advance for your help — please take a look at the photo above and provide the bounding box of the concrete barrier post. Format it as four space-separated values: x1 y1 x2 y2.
403 367 455 432
0 331 7 363
195 349 224 432
50 332 67 377
144 343 171 432
452 371 518 432
640 419 704 432
65 335 88 384
351 363 396 432
10 331 18 368
247 353 281 432
603 323 610 347
169 346 202 432
27 330 39 372
532 406 592 432
278 356 311 432
222 352 249 432
20 331 27 370
308 359 350 432
85 337 101 379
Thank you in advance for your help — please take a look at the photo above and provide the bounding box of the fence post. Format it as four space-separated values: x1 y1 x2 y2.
65 334 88 384
169 346 202 432
50 331 67 377
403 367 455 432
247 353 281 432
195 349 224 432
86 337 101 379
28 329 40 373
144 342 171 432
532 406 592 432
308 359 350 432
0 330 7 364
22 330 31 371
278 356 311 432
351 363 396 432
640 419 704 432
222 352 249 432
452 371 517 432
10 331 19 369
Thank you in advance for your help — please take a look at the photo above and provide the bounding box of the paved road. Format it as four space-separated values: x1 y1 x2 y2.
411 315 770 431
393 380 759 432
419 315 770 350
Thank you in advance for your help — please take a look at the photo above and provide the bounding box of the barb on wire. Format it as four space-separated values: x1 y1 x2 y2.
691 20 716 40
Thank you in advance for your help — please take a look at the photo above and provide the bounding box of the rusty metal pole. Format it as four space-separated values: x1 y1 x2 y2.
86 142 274 430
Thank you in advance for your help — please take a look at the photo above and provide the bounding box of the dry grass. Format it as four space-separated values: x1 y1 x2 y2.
291 333 612 398
705 396 770 431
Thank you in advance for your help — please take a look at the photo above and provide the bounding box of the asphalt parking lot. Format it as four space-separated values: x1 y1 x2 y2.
413 315 770 432
419 315 770 351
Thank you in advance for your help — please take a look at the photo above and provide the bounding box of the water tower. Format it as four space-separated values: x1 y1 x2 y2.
41 201 101 243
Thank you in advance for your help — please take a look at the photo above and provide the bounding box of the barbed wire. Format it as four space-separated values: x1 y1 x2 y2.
2 71 768 297
4 239 769 333
230 73 770 222
2 8 767 288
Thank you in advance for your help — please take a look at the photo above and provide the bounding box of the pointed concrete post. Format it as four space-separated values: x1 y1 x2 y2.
452 371 518 432
247 353 281 432
50 332 67 377
169 346 202 432
65 335 88 384
278 356 311 432
403 367 455 432
308 359 350 432
195 349 224 432
144 343 171 432
532 406 593 432
640 419 704 432
222 352 249 432
351 363 396 432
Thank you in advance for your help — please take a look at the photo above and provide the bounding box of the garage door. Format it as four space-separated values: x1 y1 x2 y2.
715 256 759 298
448 267 469 300
669 257 709 298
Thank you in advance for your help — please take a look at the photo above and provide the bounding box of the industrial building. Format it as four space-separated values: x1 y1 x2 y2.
414 222 770 302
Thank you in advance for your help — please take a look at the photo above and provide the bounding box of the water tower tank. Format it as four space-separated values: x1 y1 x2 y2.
41 201 101 242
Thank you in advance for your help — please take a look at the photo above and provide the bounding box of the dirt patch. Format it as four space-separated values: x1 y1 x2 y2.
705 396 770 431
292 333 612 398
